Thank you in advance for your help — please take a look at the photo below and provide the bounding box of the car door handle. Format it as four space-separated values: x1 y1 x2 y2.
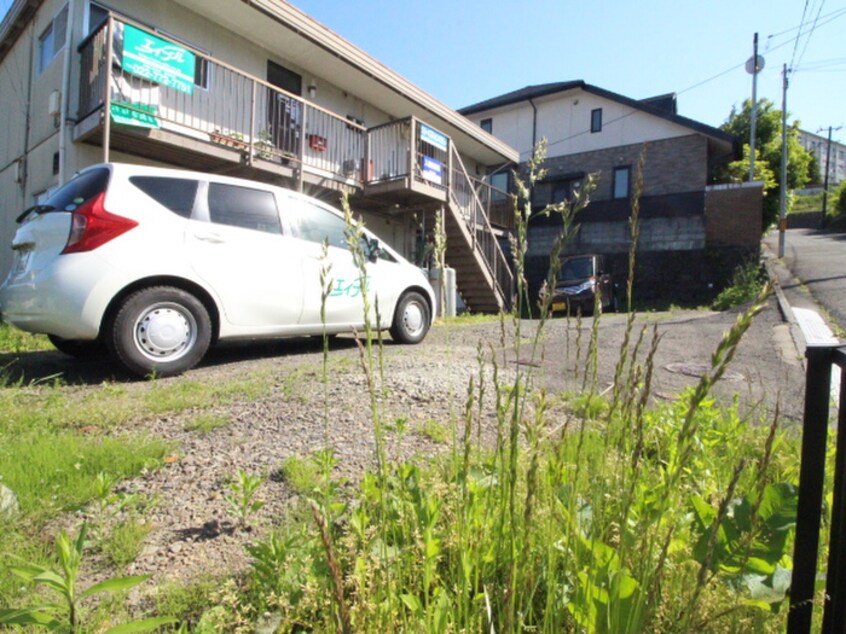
194 231 225 244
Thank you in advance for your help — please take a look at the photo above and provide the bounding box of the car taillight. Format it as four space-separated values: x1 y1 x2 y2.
62 192 138 254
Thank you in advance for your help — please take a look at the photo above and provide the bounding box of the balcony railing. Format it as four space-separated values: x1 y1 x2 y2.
365 117 450 194
78 16 367 185
472 176 515 231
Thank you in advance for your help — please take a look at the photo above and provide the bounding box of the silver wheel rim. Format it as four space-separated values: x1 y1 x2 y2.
402 300 425 338
132 302 198 363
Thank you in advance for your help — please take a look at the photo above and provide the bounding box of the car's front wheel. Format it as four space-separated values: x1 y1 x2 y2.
106 286 212 378
389 291 430 344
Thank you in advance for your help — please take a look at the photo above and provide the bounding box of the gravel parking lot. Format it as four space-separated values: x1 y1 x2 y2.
3 296 807 595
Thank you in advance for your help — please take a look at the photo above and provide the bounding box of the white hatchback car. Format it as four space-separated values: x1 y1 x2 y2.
0 163 435 377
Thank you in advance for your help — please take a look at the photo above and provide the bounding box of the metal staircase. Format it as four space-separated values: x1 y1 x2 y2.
445 147 513 313
361 117 514 314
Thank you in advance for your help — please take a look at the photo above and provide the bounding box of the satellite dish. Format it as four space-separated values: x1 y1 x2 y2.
746 55 765 74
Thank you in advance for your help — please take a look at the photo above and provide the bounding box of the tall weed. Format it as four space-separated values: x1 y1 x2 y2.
232 142 799 633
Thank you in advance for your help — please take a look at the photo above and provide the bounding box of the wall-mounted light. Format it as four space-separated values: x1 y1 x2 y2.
308 81 317 99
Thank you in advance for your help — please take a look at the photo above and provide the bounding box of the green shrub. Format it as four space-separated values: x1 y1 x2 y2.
712 260 766 310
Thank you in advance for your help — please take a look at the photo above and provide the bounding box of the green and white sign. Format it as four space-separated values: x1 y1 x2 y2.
122 24 195 95
110 101 160 129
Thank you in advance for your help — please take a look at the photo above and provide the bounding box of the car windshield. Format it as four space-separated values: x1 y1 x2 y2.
558 257 594 281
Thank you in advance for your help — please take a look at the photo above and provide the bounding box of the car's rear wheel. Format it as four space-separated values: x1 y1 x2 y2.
389 291 430 344
107 286 211 378
48 334 104 359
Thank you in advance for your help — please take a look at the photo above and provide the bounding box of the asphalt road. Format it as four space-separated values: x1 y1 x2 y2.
765 227 846 336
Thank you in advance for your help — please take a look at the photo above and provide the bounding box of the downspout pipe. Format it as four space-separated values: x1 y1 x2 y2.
529 97 538 153
58 0 75 186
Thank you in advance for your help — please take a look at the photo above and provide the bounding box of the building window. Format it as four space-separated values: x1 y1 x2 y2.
590 108 602 133
613 166 631 199
551 178 583 204
489 171 509 201
38 5 68 74
157 28 211 90
480 118 492 133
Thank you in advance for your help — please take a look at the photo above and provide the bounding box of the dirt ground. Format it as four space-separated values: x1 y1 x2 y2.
1 295 808 596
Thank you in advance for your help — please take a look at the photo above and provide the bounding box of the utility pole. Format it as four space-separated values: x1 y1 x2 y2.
820 125 843 223
778 64 788 259
747 33 764 180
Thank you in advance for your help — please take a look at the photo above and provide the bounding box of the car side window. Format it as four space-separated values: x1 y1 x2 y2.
129 177 198 218
208 183 281 234
285 198 349 249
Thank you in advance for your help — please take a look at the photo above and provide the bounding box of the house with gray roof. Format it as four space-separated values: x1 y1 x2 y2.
460 81 764 304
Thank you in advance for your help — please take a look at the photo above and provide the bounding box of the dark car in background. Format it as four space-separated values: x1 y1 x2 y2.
549 254 616 315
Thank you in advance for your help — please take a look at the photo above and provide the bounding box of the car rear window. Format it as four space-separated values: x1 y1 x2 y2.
46 167 109 210
207 183 281 234
129 177 198 218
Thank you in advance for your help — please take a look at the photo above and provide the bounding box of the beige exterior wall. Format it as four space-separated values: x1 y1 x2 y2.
0 21 33 170
0 0 504 278
466 89 694 160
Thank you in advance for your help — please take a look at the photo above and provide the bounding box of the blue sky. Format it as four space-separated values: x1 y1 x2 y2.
292 0 845 140
1 0 843 140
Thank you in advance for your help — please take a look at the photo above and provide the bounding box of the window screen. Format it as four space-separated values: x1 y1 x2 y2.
130 177 198 218
208 183 281 234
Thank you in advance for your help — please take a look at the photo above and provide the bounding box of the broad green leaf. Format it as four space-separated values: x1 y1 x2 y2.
105 616 178 633
0 607 61 628
759 483 798 531
400 593 422 614
81 574 150 598
32 570 69 593
8 563 50 581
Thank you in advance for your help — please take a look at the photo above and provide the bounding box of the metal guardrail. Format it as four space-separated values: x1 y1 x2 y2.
788 344 846 634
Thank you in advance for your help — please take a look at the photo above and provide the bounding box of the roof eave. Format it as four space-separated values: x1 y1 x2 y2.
0 0 44 65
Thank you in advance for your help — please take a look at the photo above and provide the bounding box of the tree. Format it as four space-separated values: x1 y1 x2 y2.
833 179 846 219
718 98 813 227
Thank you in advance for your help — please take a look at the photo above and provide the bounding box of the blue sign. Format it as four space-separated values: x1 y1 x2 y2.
422 156 443 185
420 124 448 152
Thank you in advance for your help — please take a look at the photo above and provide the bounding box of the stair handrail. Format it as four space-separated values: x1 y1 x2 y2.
448 146 514 308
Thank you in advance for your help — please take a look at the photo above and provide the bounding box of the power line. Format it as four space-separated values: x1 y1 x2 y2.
790 0 812 70
765 5 846 39
795 0 827 74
